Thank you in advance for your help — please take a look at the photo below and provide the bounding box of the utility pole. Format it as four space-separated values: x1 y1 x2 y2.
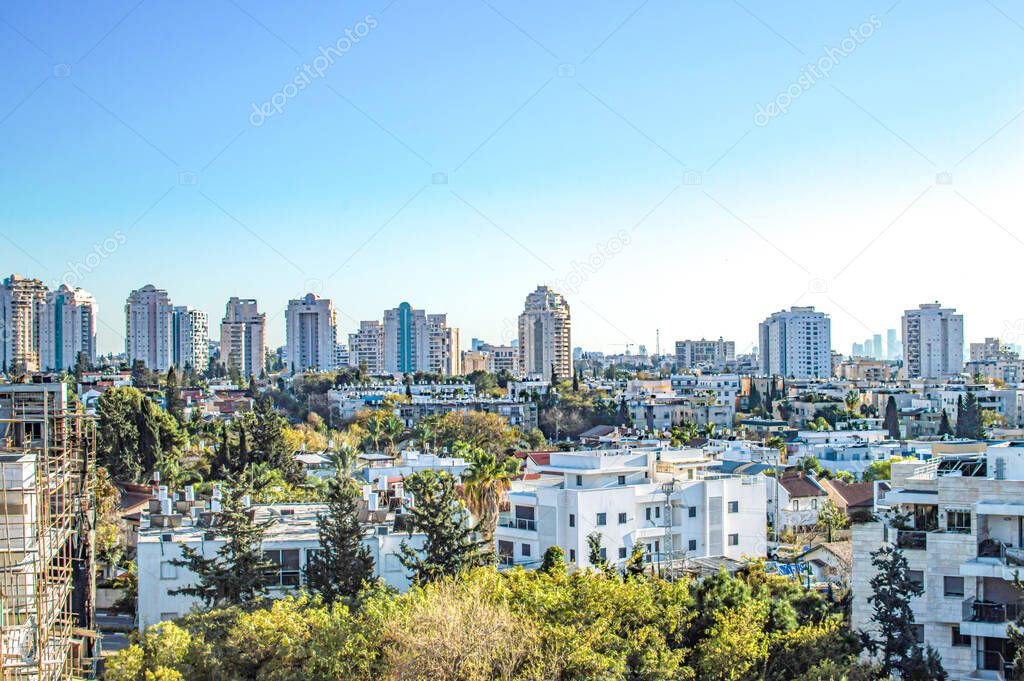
662 480 675 579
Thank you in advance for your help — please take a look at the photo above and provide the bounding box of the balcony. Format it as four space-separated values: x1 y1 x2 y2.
964 650 1010 681
497 517 537 532
961 597 1024 638
962 540 1024 581
895 529 927 551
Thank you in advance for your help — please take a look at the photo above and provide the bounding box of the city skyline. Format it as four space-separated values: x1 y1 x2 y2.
2 2 1022 356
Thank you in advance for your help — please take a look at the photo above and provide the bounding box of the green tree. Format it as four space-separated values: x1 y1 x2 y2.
164 367 185 424
938 409 953 437
623 544 646 579
956 392 984 440
459 443 520 547
399 470 490 584
883 396 900 440
816 499 848 542
748 383 763 414
862 544 946 680
844 390 860 416
250 395 300 483
587 532 607 570
305 475 375 604
96 387 184 482
170 480 274 608
540 545 565 574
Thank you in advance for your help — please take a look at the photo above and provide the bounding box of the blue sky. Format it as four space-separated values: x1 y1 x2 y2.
2 0 1023 355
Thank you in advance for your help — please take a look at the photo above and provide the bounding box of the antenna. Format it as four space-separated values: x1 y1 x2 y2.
656 329 660 357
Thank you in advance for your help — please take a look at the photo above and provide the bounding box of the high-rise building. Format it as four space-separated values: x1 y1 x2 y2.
675 338 735 370
428 313 460 376
518 285 572 380
38 285 96 371
851 342 864 357
757 306 831 378
381 303 461 375
284 293 337 373
901 303 964 379
348 320 384 374
872 334 882 360
886 328 899 360
0 274 48 373
219 297 266 377
125 284 174 373
172 306 209 374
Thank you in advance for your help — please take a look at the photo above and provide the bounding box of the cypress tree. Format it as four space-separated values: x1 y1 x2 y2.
748 383 762 414
954 396 966 438
938 409 953 437
883 396 901 440
250 395 300 482
165 367 184 424
398 470 490 584
958 392 983 440
305 477 375 604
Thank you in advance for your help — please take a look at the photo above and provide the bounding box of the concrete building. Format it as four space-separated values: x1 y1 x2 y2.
902 303 964 379
852 447 1024 680
172 306 209 374
758 306 831 379
496 447 767 570
348 320 384 374
518 286 572 380
381 303 461 376
219 297 265 377
674 338 736 371
0 274 48 374
284 293 337 373
481 343 517 374
37 285 96 371
125 284 174 373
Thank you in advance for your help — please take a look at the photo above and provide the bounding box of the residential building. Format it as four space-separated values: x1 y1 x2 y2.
172 306 209 373
348 320 384 374
852 447 1024 680
902 303 964 379
381 303 461 376
125 284 174 373
37 284 97 371
495 447 767 571
758 306 831 379
480 343 517 374
284 293 337 373
518 285 572 380
674 338 735 371
887 328 900 361
767 471 828 531
0 274 47 373
461 350 489 374
427 313 460 375
219 297 266 377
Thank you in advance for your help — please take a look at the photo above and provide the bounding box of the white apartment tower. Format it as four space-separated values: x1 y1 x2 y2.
675 338 736 370
38 285 97 371
758 306 831 378
172 306 209 374
0 274 48 373
518 285 572 381
220 297 266 377
125 284 174 373
381 303 461 376
285 293 337 373
902 303 964 379
348 321 384 374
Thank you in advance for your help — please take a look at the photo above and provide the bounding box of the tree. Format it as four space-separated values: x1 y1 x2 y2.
540 545 565 574
572 369 580 392
862 544 946 680
844 390 860 416
96 387 184 482
938 409 953 437
883 396 900 440
694 600 770 681
170 480 275 608
586 532 607 570
414 410 518 454
816 500 848 542
305 475 375 604
748 383 763 414
861 457 909 483
74 351 89 383
250 395 300 483
623 544 646 579
399 470 490 584
459 443 520 546
164 367 185 425
956 392 983 439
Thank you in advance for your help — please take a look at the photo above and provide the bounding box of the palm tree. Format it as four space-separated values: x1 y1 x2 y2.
380 413 404 454
844 390 860 417
458 442 521 547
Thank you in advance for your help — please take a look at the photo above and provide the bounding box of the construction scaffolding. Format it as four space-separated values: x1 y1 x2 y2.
0 383 95 681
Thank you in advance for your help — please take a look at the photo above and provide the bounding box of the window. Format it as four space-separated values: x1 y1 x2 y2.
264 549 301 587
575 475 582 487
794 499 800 511
599 547 607 561
160 561 177 580
728 501 739 513
728 534 739 546
569 549 576 562
618 512 628 524
645 507 652 521
688 506 697 518
947 510 971 533
908 570 924 591
655 506 661 519
943 576 964 597
812 498 819 509
688 539 697 551
596 513 607 526
951 625 971 647
521 543 531 557
618 547 627 559
617 475 626 486
569 514 575 528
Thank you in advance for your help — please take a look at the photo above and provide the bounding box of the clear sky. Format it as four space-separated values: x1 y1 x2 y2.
2 0 1023 356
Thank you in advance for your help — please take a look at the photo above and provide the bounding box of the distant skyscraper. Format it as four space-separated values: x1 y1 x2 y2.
348 320 384 374
872 334 882 360
284 293 337 373
886 328 898 360
172 306 209 373
518 285 572 381
757 306 831 378
220 297 266 377
38 285 97 371
852 342 864 357
382 303 460 375
0 274 47 373
125 284 174 372
901 303 964 379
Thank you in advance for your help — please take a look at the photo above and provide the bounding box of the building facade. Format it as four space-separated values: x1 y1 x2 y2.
219 297 265 377
125 284 174 373
518 285 572 380
758 306 831 378
675 338 735 371
37 284 96 371
902 303 964 379
171 306 209 374
381 303 461 376
0 274 48 374
348 320 384 374
284 293 337 373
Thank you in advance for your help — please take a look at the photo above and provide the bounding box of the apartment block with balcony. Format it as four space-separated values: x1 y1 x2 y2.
852 446 1024 680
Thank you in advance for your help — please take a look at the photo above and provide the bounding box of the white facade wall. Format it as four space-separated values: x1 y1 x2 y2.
285 293 337 373
125 284 174 373
758 307 831 379
902 303 964 379
37 285 96 371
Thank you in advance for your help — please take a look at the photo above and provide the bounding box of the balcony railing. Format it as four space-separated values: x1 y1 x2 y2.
896 530 927 550
976 649 1011 677
498 517 537 531
979 539 1024 567
963 597 1024 624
